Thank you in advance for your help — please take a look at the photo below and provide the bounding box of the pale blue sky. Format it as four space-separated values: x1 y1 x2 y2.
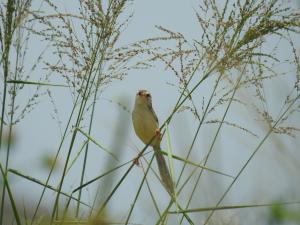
4 0 300 224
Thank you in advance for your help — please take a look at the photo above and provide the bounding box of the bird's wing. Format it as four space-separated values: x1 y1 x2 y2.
148 104 159 124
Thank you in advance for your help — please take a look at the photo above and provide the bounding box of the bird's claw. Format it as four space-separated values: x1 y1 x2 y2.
133 154 141 167
155 128 162 140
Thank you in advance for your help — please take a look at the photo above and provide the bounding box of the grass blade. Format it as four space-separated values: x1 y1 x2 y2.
0 164 21 225
76 127 119 161
8 169 92 209
7 80 68 87
169 201 300 213
158 149 234 178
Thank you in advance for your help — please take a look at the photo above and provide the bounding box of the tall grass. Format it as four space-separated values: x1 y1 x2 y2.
0 0 300 224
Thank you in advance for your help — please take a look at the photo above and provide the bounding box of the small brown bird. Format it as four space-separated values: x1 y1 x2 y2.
132 90 174 194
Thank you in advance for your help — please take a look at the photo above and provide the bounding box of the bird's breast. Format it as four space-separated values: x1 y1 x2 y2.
132 107 159 146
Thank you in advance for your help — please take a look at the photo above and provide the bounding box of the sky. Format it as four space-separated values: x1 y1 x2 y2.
2 0 300 224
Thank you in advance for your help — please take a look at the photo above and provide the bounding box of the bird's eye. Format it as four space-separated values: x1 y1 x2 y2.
137 91 142 96
146 93 151 97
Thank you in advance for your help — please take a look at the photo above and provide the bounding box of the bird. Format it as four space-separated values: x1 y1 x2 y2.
132 89 174 195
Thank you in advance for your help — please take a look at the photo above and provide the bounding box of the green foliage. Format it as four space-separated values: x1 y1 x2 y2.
0 0 300 224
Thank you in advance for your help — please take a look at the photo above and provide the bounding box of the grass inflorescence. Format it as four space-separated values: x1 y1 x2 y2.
1 0 300 224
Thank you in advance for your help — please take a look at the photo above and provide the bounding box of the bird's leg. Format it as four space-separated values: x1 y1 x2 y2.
155 128 162 140
133 153 141 167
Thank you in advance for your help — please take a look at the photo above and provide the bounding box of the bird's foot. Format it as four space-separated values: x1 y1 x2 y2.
133 154 141 167
155 128 162 140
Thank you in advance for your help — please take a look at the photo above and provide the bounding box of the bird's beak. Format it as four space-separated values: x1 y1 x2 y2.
137 90 145 97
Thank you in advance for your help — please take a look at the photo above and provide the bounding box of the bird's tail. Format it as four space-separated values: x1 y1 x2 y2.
153 146 174 195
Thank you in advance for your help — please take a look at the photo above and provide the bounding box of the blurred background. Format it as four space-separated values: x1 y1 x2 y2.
1 0 300 224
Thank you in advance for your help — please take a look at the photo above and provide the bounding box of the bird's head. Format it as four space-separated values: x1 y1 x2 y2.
135 89 152 106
